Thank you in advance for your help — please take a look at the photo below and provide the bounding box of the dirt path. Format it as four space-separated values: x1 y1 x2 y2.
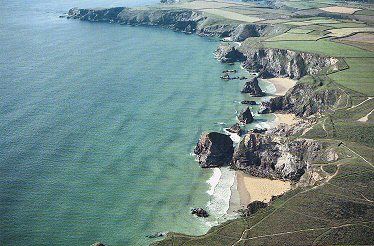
358 109 373 122
347 97 373 110
341 144 374 169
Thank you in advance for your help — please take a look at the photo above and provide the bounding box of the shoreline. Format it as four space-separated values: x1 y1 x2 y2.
227 74 297 214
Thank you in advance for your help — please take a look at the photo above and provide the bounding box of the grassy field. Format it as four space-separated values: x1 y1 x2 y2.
328 58 374 96
263 39 374 57
265 33 322 41
326 27 374 38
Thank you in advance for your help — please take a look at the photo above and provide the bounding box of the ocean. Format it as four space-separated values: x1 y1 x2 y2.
0 1 274 245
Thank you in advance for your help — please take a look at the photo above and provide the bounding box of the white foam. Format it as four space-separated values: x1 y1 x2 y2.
223 129 241 144
206 167 236 226
214 122 226 126
206 168 221 196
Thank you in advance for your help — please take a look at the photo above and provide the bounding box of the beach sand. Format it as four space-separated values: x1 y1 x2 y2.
274 113 300 126
266 77 297 96
236 171 291 205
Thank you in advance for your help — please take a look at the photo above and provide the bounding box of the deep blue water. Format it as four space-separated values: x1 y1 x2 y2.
0 1 273 245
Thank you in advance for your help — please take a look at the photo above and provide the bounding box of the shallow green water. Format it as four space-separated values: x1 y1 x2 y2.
0 1 274 245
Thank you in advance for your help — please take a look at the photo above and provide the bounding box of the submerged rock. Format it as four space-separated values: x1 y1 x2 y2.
241 77 265 97
194 132 234 168
91 243 105 246
238 107 254 124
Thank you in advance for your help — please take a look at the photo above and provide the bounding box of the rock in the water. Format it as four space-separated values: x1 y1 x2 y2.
226 123 242 135
194 132 234 167
91 243 105 246
241 100 257 105
191 208 209 217
238 107 254 124
241 77 265 96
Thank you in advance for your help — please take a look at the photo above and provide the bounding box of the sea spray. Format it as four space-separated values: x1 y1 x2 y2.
206 168 221 196
206 167 236 226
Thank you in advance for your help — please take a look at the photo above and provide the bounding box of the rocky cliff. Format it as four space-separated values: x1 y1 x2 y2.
232 133 338 181
241 77 265 96
242 48 341 79
258 77 347 117
67 7 267 39
194 132 234 167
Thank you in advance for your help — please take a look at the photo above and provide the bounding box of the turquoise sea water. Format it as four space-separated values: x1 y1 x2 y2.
0 1 274 245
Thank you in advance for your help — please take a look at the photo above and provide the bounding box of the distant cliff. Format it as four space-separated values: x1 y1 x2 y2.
67 7 267 40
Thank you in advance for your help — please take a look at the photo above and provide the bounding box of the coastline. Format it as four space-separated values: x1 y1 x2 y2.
227 74 297 214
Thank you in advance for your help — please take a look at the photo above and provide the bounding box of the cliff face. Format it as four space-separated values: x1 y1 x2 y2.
194 132 234 168
242 48 341 79
67 7 267 39
232 133 338 181
259 79 347 117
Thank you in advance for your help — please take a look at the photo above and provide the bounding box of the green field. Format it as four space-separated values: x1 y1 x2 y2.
329 58 374 96
265 33 322 41
263 39 374 57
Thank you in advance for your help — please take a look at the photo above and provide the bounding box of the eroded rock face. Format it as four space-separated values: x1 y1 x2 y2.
67 7 269 39
258 80 346 117
232 133 338 181
231 24 267 42
238 107 254 124
215 45 247 63
226 123 243 135
194 132 234 168
242 48 341 79
241 77 265 96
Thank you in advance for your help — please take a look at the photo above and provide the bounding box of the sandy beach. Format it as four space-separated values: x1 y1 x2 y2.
274 113 300 126
236 171 291 206
266 77 297 96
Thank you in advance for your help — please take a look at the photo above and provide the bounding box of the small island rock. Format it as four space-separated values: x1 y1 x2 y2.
241 77 265 97
194 132 234 167
238 107 254 124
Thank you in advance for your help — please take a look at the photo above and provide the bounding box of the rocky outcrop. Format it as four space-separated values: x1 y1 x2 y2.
194 132 233 168
67 7 269 39
215 44 247 63
226 123 243 135
241 77 265 96
258 79 347 117
239 201 268 217
231 133 338 181
191 208 209 217
238 107 254 124
230 24 267 42
241 48 341 79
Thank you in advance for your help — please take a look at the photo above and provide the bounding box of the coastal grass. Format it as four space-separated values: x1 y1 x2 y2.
328 58 374 95
265 33 322 41
203 9 262 23
263 39 374 57
326 27 374 38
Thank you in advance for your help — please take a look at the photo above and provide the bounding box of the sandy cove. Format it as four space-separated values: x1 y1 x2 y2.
229 76 297 212
266 77 297 96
